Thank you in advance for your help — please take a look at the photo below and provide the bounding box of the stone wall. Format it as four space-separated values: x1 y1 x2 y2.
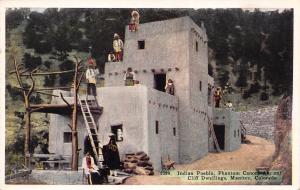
30 170 84 185
240 106 276 141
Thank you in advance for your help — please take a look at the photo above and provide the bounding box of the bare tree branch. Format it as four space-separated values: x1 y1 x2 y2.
60 92 71 108
19 70 83 76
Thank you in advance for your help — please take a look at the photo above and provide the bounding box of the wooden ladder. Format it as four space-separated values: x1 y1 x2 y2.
79 95 104 167
240 121 247 142
207 116 222 153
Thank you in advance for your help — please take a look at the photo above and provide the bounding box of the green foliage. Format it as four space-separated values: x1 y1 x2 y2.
208 63 213 76
59 59 74 86
6 84 23 101
23 53 42 70
44 61 53 69
29 94 43 104
5 9 25 30
44 75 56 87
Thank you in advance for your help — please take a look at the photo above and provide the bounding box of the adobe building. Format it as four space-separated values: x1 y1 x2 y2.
49 16 241 170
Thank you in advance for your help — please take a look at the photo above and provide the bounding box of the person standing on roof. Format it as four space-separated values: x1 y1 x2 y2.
113 33 124 61
129 10 140 32
214 87 222 108
123 67 136 86
165 79 175 95
86 63 99 98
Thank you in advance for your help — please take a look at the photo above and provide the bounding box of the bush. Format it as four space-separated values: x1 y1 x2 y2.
6 9 24 30
6 84 23 101
247 82 261 94
59 59 74 86
23 53 42 70
29 94 43 104
44 61 53 69
44 75 56 87
260 92 269 101
35 41 52 54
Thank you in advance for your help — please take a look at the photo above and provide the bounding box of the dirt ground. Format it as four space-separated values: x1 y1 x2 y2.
123 135 275 185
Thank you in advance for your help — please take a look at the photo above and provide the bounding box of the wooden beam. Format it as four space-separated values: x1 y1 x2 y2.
34 87 72 91
19 70 84 76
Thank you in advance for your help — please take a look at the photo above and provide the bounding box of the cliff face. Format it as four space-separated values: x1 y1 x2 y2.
270 96 292 184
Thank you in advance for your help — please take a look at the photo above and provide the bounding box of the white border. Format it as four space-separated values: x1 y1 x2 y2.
0 0 299 190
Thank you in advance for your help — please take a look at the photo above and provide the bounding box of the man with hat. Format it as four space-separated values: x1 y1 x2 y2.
113 33 124 61
102 134 121 177
214 87 222 108
129 10 140 32
85 63 99 98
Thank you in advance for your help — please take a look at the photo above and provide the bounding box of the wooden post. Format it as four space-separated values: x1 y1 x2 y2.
24 96 31 167
71 57 80 170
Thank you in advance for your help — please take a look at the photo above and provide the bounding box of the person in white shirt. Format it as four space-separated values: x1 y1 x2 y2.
85 64 99 97
82 152 102 184
113 33 124 61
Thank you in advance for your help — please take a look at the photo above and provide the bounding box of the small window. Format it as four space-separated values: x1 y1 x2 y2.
173 128 176 136
234 130 236 138
199 81 202 91
155 121 159 134
196 41 198 52
111 124 123 142
138 40 145 49
63 132 72 143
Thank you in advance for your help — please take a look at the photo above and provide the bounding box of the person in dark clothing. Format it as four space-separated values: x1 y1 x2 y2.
214 87 222 108
102 136 121 176
165 79 175 95
123 67 136 86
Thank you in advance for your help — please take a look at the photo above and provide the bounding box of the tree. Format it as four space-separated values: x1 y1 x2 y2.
59 59 75 85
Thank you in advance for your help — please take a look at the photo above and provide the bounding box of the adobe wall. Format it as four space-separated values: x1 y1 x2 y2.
213 108 241 152
97 85 179 170
48 90 87 166
147 88 179 170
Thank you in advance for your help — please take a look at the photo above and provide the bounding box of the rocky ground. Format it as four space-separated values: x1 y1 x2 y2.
240 106 277 142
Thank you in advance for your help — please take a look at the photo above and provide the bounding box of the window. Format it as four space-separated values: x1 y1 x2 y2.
63 132 72 143
138 40 145 49
199 81 202 91
173 128 176 136
111 124 123 142
196 41 198 52
234 130 236 138
155 121 159 134
154 73 166 92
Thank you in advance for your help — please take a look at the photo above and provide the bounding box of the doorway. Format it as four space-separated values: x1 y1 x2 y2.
154 73 166 92
213 125 225 150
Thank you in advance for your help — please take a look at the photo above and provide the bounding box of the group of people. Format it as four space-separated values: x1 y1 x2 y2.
123 67 175 95
107 10 140 63
213 86 233 108
82 135 121 185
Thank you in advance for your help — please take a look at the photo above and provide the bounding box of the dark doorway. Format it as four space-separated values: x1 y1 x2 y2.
213 125 225 150
154 73 166 92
